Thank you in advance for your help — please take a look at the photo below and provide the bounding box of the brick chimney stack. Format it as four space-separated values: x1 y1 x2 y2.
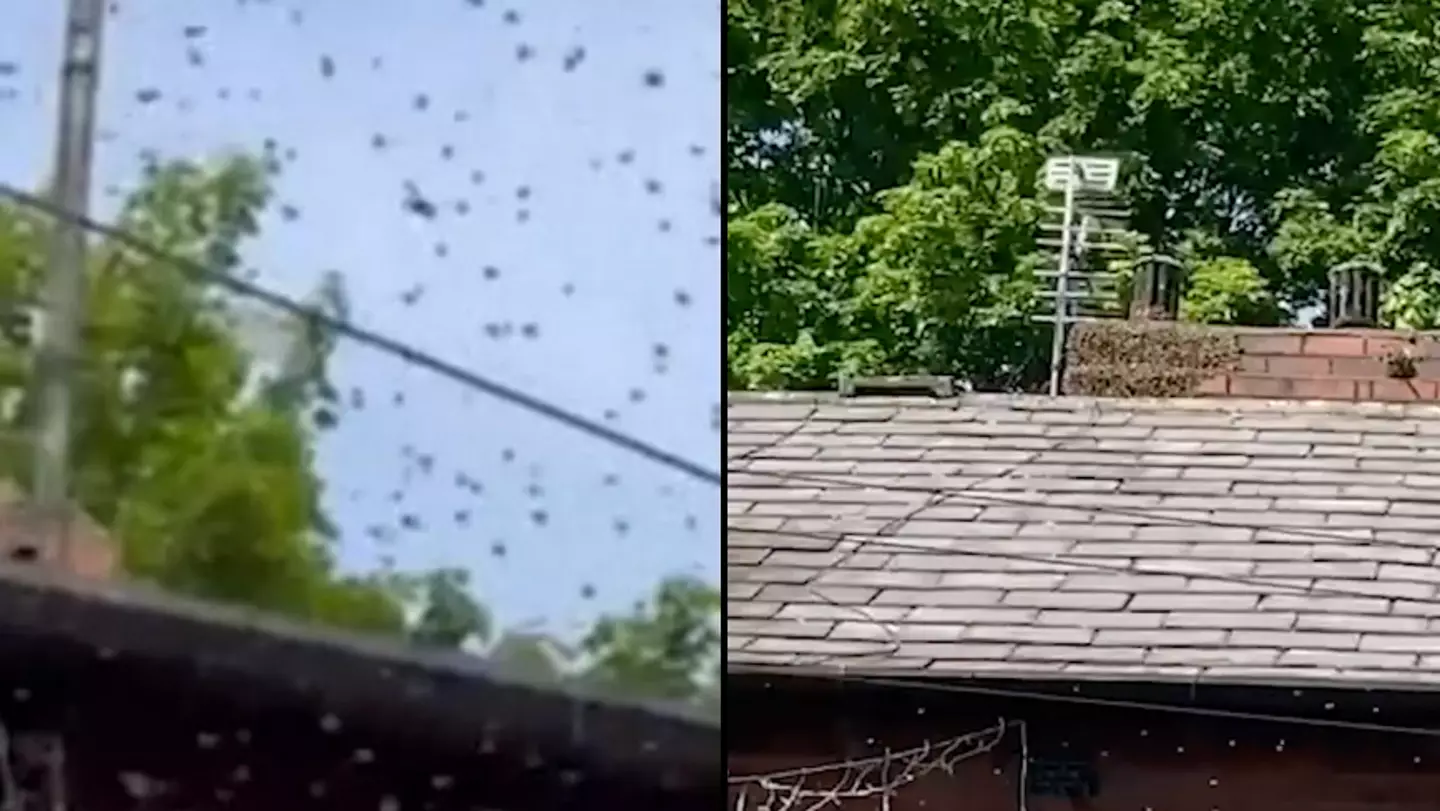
0 482 117 579
1197 327 1438 402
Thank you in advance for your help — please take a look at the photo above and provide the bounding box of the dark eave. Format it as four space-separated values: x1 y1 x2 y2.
0 561 719 797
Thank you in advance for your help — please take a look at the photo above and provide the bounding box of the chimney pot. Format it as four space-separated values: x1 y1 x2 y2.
1129 255 1185 321
1328 261 1383 328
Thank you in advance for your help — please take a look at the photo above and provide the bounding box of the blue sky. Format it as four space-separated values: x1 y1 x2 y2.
0 0 721 638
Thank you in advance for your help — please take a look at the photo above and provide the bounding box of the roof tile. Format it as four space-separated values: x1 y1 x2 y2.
1003 591 1131 610
1278 650 1417 669
729 601 782 619
911 606 1038 623
967 626 1093 645
745 638 889 657
730 619 835 639
1392 601 1440 617
1037 610 1163 628
873 588 1003 606
830 622 947 642
1128 594 1258 611
942 573 1066 590
1163 611 1297 630
1063 574 1188 592
1259 594 1389 614
1118 630 1239 650
776 604 909 622
1145 647 1281 667
1276 498 1390 513
1013 645 1146 664
816 570 942 588
1358 634 1440 653
1230 631 1360 650
900 642 1017 660
1254 561 1378 578
1296 613 1425 633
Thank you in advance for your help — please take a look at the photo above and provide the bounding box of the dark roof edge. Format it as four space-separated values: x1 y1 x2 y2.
727 390 1440 417
728 662 1440 696
0 563 719 789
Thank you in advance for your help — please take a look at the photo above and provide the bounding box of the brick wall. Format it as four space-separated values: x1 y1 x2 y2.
731 678 1440 811
734 734 1440 811
1197 327 1440 402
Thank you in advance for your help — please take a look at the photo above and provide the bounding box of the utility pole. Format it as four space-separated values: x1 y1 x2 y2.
32 0 106 565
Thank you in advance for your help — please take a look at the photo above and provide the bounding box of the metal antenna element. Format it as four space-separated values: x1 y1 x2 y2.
31 0 106 566
1047 160 1080 397
1037 155 1123 397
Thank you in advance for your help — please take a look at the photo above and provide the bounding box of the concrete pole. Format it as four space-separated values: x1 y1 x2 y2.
32 0 106 564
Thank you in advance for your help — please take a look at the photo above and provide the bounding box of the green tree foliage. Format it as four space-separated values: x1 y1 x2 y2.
450 576 722 714
1180 258 1283 326
729 0 1440 388
0 154 469 639
1381 262 1440 330
406 568 493 649
580 575 720 702
729 129 1050 390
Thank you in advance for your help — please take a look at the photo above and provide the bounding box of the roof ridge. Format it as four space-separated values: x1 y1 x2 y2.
727 390 1440 418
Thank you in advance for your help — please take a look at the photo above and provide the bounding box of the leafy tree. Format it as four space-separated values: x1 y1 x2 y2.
0 154 463 639
407 568 493 649
580 575 721 704
1381 262 1440 330
728 0 1440 387
1180 257 1283 326
729 127 1050 390
410 577 724 711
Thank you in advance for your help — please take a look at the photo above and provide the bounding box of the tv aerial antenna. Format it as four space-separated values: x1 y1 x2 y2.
1035 155 1126 396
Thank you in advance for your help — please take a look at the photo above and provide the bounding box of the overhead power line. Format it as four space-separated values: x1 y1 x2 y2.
0 182 722 487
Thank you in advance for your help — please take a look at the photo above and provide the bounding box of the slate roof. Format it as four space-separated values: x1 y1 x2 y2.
727 391 1440 691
